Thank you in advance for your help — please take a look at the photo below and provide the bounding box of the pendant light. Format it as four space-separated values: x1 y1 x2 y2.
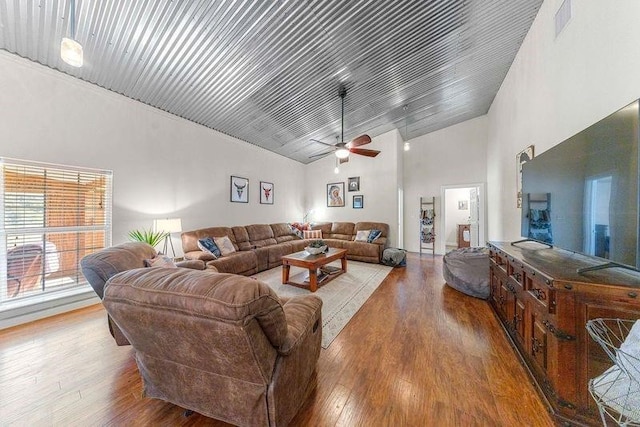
61 0 83 67
403 105 411 151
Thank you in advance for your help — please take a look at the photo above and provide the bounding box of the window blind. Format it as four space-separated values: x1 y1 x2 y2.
0 158 112 303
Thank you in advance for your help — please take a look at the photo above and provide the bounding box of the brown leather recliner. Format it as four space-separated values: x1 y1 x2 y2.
80 242 206 345
102 267 322 426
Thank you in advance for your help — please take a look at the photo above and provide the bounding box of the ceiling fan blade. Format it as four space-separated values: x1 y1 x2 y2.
310 138 335 148
339 156 349 164
349 147 380 157
349 134 371 147
309 150 334 159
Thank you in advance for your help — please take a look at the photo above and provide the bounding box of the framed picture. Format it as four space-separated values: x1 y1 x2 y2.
230 176 249 203
327 182 345 207
353 195 364 209
259 181 274 204
348 176 360 192
516 145 535 208
458 200 468 210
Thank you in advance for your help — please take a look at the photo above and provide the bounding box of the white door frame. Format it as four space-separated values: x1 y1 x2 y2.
440 182 487 254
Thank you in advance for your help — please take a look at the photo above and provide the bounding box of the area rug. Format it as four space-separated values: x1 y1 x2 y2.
252 261 393 348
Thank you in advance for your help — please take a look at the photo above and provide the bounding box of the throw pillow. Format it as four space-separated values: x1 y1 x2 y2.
213 235 236 256
197 237 221 259
355 230 370 242
303 229 322 239
289 224 304 239
144 254 177 268
368 229 383 243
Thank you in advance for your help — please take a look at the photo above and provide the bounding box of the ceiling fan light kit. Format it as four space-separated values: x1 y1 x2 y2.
335 148 350 159
61 0 83 67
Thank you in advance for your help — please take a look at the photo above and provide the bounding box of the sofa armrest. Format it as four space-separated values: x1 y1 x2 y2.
278 295 322 355
176 259 206 270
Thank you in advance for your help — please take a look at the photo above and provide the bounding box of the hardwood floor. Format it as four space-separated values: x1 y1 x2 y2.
0 253 554 426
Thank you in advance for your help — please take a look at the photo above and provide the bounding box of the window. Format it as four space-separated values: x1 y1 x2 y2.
0 158 112 304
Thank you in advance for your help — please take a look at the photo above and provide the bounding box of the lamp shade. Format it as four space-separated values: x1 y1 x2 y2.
153 218 182 234
61 37 83 67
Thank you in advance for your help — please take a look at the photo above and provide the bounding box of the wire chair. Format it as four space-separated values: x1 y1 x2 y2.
586 318 640 426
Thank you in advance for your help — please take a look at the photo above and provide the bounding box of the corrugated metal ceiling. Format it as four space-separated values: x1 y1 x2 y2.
0 0 543 163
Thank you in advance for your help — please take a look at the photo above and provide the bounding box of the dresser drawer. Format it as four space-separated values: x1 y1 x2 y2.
527 274 556 314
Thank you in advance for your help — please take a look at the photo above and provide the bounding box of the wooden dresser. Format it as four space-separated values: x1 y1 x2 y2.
488 241 640 426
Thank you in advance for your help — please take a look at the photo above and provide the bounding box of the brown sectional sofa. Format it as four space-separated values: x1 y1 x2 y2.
181 221 389 275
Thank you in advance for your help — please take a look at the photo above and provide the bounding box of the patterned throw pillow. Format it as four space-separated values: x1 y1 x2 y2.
303 229 322 239
355 230 370 242
368 229 382 243
213 235 236 256
144 254 177 268
197 237 221 259
289 224 304 239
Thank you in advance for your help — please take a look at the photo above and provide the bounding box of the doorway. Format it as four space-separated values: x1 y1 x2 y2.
440 183 486 254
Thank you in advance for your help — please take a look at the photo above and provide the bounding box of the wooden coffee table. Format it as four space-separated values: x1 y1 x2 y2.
281 248 348 292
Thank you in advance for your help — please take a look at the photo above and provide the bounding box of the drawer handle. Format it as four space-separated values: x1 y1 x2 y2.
532 337 544 354
531 288 546 300
513 272 522 282
629 292 638 298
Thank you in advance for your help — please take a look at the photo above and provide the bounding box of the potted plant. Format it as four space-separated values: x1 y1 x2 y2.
128 229 167 247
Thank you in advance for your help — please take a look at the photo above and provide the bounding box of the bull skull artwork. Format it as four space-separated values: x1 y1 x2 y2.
262 186 271 201
234 182 246 198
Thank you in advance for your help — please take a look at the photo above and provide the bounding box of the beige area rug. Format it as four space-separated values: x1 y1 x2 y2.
252 260 393 348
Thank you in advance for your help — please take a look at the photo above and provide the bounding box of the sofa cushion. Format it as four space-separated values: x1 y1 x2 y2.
232 226 252 251
310 222 332 235
246 224 277 248
354 222 389 239
214 236 236 256
206 251 258 275
197 237 221 258
271 223 298 243
181 227 238 253
327 222 355 240
267 243 293 268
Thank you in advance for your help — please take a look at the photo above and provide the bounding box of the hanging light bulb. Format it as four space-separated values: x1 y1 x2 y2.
61 0 83 67
334 158 339 174
403 105 410 151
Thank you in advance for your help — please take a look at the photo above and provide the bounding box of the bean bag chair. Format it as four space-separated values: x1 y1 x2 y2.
442 247 490 299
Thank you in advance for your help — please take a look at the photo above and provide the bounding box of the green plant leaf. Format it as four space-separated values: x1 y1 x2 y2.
128 228 168 247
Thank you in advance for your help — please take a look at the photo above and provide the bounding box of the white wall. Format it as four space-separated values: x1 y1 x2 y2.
487 0 640 241
403 116 488 253
0 52 305 256
303 130 401 247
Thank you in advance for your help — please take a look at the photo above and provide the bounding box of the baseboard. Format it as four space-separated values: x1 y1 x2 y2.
0 291 100 330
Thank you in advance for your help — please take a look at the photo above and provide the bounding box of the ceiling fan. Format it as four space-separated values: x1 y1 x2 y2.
309 88 380 163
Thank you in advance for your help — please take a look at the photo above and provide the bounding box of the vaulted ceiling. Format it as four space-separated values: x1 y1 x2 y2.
0 0 543 163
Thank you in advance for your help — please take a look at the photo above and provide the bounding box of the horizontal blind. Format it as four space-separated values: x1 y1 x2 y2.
0 158 112 303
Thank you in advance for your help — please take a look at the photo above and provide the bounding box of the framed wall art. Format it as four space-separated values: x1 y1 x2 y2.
348 176 360 192
516 145 534 208
260 181 274 204
327 182 345 207
230 176 249 203
353 195 364 209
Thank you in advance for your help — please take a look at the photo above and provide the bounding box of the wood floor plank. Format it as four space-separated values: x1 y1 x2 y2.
0 253 554 426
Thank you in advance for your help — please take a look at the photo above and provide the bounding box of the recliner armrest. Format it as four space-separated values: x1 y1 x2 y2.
278 295 322 355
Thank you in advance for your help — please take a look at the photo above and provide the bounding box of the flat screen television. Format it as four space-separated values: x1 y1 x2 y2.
521 100 640 268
